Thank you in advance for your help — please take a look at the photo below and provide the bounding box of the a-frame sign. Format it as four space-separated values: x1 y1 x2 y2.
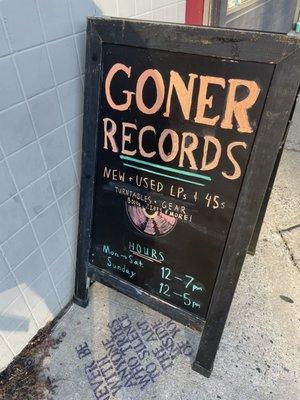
74 18 299 377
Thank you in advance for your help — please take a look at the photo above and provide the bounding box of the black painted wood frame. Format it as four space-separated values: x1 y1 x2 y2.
74 18 300 377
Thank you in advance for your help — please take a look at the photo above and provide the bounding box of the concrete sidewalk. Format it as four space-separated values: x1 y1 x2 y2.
5 148 299 400
44 148 299 400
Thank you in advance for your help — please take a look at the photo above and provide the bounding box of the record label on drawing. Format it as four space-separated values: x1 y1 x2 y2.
126 205 177 236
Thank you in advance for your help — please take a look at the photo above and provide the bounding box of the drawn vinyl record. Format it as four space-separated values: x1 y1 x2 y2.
126 204 177 236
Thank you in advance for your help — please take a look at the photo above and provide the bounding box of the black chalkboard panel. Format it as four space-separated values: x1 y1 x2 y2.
89 43 273 319
74 18 300 377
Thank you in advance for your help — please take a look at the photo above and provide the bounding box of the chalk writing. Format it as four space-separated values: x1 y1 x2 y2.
159 267 205 310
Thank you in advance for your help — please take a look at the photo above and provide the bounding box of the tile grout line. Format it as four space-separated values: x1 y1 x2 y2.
0 1 185 247
0 247 25 325
35 0 79 268
1 287 62 345
0 1 184 112
35 0 81 188
133 0 185 19
3 137 70 164
0 117 40 331
134 0 137 18
1 7 63 314
0 180 79 250
131 0 184 16
0 0 186 362
66 0 85 182
0 147 81 250
1 259 40 336
0 74 83 115
0 330 17 357
3 212 77 278
0 152 79 210
67 0 86 91
31 288 62 319
0 28 86 61
0 245 72 321
0 140 63 319
40 112 83 142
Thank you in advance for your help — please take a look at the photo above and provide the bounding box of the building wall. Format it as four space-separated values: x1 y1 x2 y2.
0 0 186 371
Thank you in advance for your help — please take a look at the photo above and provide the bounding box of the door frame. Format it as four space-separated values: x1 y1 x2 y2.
203 0 227 26
205 0 299 29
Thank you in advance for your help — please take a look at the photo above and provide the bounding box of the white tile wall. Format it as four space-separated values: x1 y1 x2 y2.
0 0 186 372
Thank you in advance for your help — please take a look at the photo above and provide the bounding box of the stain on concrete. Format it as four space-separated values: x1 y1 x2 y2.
279 295 294 303
75 314 193 399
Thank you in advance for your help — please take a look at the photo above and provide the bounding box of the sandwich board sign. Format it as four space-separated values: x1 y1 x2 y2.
74 18 299 377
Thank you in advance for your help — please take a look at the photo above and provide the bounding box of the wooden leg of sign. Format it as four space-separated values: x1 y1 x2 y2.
192 324 217 377
74 282 89 307
192 148 286 377
192 351 213 377
73 22 100 309
192 144 286 377
193 103 297 377
247 145 283 255
248 92 298 256
74 260 90 308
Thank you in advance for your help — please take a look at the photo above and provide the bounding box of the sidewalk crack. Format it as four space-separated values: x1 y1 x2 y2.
278 226 299 271
280 224 300 233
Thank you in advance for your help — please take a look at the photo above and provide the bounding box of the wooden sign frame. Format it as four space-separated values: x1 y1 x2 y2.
74 17 299 377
